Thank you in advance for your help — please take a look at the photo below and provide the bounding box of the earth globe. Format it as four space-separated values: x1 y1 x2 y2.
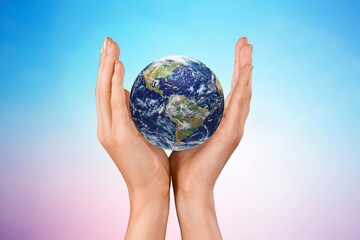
130 56 224 151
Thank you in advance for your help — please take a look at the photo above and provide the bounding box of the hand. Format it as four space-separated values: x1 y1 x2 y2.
95 37 170 240
169 37 253 239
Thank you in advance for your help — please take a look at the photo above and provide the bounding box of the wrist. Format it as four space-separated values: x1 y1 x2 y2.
129 189 170 210
172 179 215 198
126 190 170 240
128 185 170 200
128 185 170 216
126 176 171 199
172 188 222 240
174 187 215 211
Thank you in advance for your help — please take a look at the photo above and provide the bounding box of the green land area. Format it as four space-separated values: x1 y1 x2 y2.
165 95 209 143
143 62 180 95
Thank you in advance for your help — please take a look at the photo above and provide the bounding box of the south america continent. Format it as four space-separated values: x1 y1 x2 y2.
165 94 209 143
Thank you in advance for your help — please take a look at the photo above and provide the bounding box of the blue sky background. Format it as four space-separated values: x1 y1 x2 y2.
1 0 359 239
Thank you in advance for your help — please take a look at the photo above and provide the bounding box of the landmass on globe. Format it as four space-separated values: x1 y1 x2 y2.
130 56 224 151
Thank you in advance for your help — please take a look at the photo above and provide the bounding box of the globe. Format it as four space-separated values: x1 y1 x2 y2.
130 56 224 151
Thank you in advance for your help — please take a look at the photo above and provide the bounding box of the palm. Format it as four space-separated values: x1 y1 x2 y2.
170 37 253 191
110 89 170 191
169 110 235 190
124 89 168 163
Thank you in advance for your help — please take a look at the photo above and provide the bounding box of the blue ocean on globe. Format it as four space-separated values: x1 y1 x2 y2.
130 56 224 151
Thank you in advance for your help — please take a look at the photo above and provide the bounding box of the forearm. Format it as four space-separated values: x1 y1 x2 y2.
174 189 222 240
125 191 170 240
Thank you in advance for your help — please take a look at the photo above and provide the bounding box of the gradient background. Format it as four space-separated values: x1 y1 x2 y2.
1 0 359 239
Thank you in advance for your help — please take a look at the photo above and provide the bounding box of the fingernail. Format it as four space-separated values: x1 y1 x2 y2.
102 38 107 53
243 37 248 43
102 38 111 54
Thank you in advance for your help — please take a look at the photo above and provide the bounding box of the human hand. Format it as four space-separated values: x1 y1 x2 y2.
95 38 170 240
169 37 253 239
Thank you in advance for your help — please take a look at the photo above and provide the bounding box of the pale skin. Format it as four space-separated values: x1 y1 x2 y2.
95 37 252 239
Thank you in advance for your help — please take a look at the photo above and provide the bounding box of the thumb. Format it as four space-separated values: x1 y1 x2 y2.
124 89 131 117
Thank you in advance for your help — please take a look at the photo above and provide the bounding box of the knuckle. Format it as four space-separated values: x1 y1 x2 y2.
242 63 252 73
106 44 120 60
113 42 121 55
112 132 126 146
97 125 129 149
111 97 120 108
118 61 125 74
97 129 106 145
118 60 124 67
233 92 246 106
98 87 110 97
239 92 246 102
111 125 130 146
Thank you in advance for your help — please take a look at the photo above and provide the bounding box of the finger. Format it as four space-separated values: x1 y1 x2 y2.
97 38 120 129
232 37 248 87
226 44 253 124
96 38 109 127
239 64 253 127
225 37 248 109
111 60 129 125
96 38 108 94
227 64 252 125
229 42 252 108
124 89 131 118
